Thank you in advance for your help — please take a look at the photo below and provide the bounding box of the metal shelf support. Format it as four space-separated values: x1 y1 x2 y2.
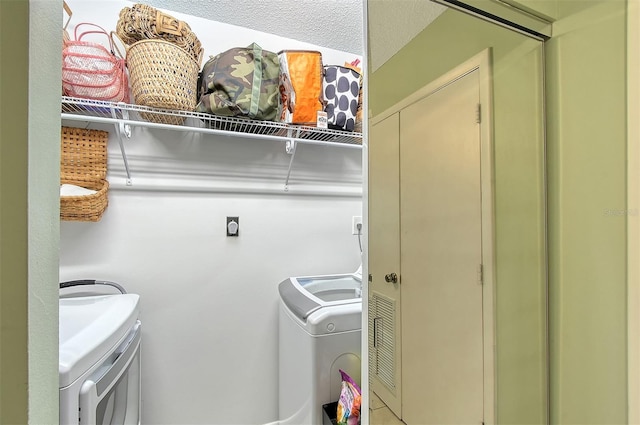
284 127 302 191
111 105 132 185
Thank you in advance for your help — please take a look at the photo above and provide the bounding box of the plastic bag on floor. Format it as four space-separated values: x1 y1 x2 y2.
337 369 361 425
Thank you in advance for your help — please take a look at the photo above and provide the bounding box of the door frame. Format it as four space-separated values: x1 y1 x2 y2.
628 0 640 421
369 49 496 423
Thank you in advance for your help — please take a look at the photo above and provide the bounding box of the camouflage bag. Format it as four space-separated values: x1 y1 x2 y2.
196 43 281 121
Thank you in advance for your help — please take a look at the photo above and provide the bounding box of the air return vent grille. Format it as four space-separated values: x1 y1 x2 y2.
369 291 396 392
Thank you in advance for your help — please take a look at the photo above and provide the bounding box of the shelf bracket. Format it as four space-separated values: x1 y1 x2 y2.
111 105 132 185
284 128 301 191
284 141 298 192
285 139 296 155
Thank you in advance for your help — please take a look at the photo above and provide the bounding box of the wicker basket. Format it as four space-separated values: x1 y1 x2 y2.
60 127 109 222
116 3 202 63
127 39 202 125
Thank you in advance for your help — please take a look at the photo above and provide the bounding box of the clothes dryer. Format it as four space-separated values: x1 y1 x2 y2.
59 294 141 425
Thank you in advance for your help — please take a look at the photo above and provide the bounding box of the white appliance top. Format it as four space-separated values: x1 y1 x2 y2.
279 273 361 319
296 275 362 304
59 294 139 388
279 273 362 335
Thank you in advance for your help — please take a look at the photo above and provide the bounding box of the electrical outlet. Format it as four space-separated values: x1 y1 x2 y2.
352 216 363 235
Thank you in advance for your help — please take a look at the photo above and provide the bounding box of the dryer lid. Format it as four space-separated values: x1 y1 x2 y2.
59 294 140 388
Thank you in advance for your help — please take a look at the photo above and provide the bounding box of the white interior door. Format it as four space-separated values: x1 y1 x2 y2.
368 112 402 418
400 69 484 424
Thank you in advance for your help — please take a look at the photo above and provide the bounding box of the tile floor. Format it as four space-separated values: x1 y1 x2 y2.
369 392 404 425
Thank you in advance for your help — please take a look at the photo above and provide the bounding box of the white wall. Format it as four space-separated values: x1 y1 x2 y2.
60 2 363 424
59 188 362 424
60 187 362 424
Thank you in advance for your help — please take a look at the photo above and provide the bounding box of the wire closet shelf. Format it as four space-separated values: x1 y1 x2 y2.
61 96 363 189
61 96 363 147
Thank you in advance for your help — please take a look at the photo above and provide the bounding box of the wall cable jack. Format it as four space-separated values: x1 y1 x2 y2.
226 216 239 236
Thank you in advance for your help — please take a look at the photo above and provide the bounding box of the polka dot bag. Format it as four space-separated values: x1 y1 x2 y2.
323 65 361 132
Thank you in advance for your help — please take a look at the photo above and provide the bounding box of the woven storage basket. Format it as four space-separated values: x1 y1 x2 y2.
116 3 202 63
127 39 202 125
60 127 109 222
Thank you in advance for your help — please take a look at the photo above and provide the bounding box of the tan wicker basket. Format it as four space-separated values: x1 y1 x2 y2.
60 127 109 222
116 3 202 64
126 39 202 125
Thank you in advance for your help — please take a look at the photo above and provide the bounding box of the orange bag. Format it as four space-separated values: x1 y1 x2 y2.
278 50 324 125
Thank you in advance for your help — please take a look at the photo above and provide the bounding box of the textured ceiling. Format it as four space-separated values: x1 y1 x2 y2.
145 0 365 54
368 0 447 71
143 0 447 71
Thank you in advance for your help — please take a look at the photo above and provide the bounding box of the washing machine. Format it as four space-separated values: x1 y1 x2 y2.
278 270 362 425
59 293 141 425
